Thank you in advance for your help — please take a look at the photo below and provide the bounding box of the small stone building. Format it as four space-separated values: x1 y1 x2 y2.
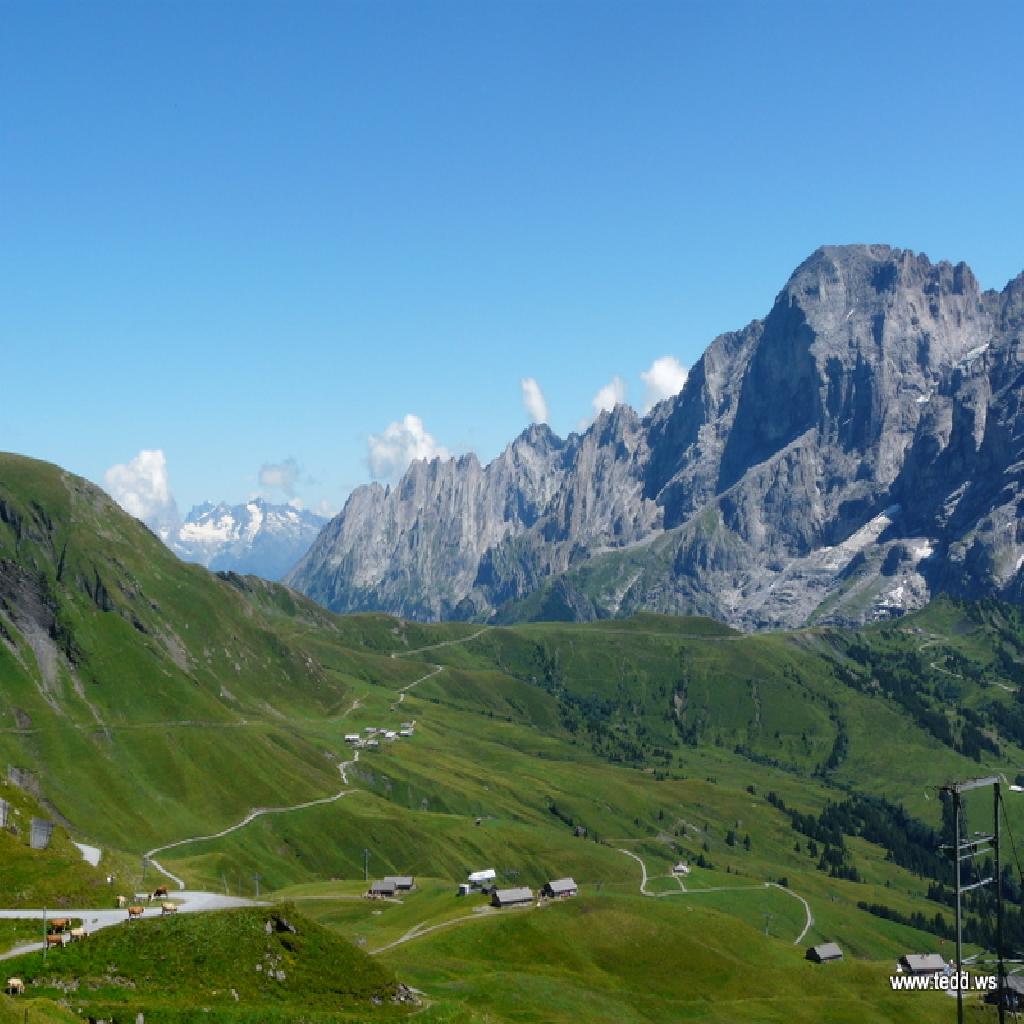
898 953 948 976
541 877 578 898
806 942 843 964
491 887 534 908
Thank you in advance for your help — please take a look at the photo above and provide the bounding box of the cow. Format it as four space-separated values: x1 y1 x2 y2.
160 902 177 914
69 927 87 941
45 934 64 948
127 905 145 919
47 918 70 934
4 978 25 996
116 894 128 908
151 886 168 901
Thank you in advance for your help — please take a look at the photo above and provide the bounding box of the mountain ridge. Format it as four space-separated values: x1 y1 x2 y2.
287 243 1024 628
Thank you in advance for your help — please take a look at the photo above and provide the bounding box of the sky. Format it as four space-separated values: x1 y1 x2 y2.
2 0 1023 524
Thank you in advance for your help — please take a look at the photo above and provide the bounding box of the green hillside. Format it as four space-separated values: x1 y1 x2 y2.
2 452 1022 1022
0 778 114 908
381 891 949 1024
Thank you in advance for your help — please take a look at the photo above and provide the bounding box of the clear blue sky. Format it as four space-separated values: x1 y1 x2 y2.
2 0 1022 518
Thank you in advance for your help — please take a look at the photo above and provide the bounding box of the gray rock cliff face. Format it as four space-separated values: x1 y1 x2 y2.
288 245 1024 628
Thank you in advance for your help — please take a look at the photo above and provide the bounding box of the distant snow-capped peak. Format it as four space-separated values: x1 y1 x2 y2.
168 498 327 581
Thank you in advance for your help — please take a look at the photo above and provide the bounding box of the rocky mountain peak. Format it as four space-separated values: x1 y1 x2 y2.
289 244 1024 629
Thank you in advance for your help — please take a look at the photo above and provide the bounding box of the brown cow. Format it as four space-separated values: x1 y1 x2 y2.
47 918 70 934
4 978 25 996
45 934 64 948
127 905 145 919
160 902 177 914
151 886 168 901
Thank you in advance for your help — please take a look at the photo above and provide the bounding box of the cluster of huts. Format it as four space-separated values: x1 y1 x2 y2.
345 723 416 751
457 868 579 907
366 875 417 898
365 868 579 907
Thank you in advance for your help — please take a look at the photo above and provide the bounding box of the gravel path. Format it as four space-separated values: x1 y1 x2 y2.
145 751 362 891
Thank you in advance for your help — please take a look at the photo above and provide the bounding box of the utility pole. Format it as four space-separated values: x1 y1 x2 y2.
42 905 47 962
253 874 262 899
940 775 1003 1024
953 789 962 1024
363 848 370 882
994 781 1006 1024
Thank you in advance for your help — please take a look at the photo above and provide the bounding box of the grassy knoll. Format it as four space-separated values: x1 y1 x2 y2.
5 905 409 1023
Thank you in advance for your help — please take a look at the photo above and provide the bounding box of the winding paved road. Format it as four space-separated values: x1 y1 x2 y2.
0 891 259 961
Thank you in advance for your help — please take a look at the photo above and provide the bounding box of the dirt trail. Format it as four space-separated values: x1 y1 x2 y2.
616 849 813 944
769 882 814 944
145 751 362 891
369 905 536 955
390 627 491 659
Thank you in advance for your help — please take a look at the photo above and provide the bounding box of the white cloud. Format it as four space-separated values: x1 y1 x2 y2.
520 377 549 424
590 375 627 419
103 449 180 539
367 414 451 481
640 355 689 413
259 458 300 496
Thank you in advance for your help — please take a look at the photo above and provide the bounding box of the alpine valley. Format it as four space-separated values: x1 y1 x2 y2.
1 450 1023 1023
288 244 1024 631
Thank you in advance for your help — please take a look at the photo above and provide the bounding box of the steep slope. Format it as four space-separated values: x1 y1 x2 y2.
0 452 413 850
289 244 1024 628
169 497 326 580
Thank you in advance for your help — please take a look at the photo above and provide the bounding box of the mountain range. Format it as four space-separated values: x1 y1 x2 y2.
287 243 1024 629
168 498 326 580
